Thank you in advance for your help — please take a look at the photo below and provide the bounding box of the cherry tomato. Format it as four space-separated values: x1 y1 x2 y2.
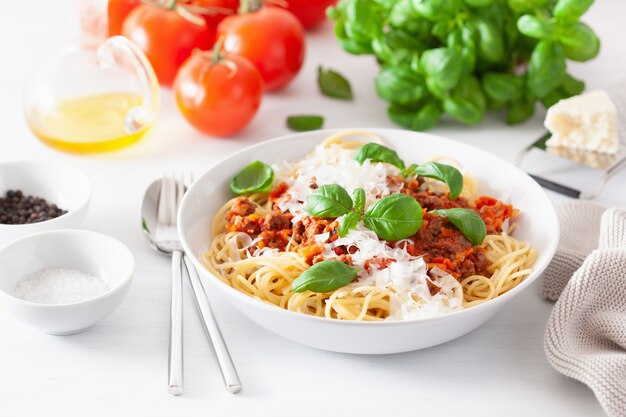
272 0 337 30
218 5 305 91
122 4 216 86
107 0 140 36
173 51 263 137
192 0 239 27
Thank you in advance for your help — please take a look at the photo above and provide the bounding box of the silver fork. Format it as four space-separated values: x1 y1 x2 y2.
155 174 185 395
156 173 242 395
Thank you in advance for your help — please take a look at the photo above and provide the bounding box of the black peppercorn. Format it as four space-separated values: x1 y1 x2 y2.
0 190 67 225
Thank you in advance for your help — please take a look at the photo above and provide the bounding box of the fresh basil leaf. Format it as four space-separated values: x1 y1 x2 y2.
318 66 353 100
482 73 524 102
387 102 442 131
559 73 585 96
443 95 483 125
375 67 427 106
230 161 274 195
292 259 360 293
433 208 486 245
553 0 594 22
517 15 555 39
338 211 361 237
557 22 600 62
353 188 366 213
507 97 535 124
420 47 463 91
475 19 504 63
528 40 566 97
286 115 324 132
307 184 353 218
413 0 463 21
540 88 568 109
412 162 464 200
464 0 495 7
354 143 405 169
363 194 423 240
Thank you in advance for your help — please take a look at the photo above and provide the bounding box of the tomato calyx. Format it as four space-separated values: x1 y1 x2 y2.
141 0 233 25
238 0 263 14
195 37 239 80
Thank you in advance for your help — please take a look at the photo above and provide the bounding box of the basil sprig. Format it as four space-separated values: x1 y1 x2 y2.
354 143 405 169
354 143 464 200
292 259 360 293
308 184 422 240
404 161 464 200
433 208 487 246
363 194 423 241
307 184 353 218
230 161 274 195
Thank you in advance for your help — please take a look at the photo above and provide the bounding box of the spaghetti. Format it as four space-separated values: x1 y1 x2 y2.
204 132 537 321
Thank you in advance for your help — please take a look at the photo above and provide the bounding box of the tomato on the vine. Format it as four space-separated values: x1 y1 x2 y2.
122 4 217 86
107 0 140 36
173 48 263 137
218 1 305 91
271 0 337 30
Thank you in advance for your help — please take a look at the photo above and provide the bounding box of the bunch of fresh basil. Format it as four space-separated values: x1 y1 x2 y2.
328 0 599 129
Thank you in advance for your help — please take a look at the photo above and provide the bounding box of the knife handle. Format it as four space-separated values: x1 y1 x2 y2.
529 174 581 199
183 253 242 394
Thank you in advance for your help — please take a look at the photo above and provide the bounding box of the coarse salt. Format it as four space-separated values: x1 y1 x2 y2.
13 267 110 305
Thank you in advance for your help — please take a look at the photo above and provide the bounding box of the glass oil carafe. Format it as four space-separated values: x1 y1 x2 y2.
24 36 159 153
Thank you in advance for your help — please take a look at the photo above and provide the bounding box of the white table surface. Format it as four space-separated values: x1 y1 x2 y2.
2 1 625 416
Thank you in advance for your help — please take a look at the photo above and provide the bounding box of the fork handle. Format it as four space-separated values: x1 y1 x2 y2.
168 249 184 395
183 253 242 394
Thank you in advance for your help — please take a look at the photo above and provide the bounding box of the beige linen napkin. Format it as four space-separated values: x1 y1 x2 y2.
543 203 626 417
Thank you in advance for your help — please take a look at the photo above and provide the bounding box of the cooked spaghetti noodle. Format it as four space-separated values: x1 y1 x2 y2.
203 132 537 321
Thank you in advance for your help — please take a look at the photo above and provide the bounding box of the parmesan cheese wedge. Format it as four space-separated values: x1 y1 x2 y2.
545 90 619 155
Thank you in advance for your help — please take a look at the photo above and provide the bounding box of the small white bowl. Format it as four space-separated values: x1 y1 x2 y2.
0 230 134 335
0 160 91 247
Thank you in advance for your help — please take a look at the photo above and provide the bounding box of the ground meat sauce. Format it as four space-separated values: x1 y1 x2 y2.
402 212 489 278
224 180 516 283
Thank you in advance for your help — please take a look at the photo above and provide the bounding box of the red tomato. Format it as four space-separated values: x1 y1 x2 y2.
272 0 337 30
122 5 216 86
107 0 140 36
218 6 305 91
173 51 263 137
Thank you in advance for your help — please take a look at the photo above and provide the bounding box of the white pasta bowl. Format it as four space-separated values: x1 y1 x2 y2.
179 129 559 354
0 230 134 335
0 160 91 247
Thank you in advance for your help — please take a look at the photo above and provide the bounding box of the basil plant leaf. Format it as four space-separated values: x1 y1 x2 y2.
286 115 324 132
292 260 360 293
420 47 463 91
412 162 464 200
433 208 487 245
387 102 442 131
527 40 566 98
475 19 504 63
507 97 535 124
375 67 427 106
353 188 366 213
558 22 600 62
230 161 274 195
354 143 405 169
553 0 594 22
363 194 423 241
516 15 555 39
318 66 353 100
338 211 361 237
307 184 353 218
482 73 524 102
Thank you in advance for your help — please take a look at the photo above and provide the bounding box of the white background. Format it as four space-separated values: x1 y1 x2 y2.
1 1 625 416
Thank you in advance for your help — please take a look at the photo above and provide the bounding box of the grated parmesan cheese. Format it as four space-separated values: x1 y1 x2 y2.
269 143 464 320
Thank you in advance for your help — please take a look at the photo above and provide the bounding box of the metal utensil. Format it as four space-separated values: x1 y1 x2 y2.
516 132 626 199
141 175 242 396
155 175 185 395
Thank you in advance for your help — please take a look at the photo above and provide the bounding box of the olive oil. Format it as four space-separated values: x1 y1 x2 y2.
27 92 151 153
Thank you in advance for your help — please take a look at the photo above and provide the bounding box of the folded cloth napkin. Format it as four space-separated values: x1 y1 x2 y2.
544 203 626 417
541 201 608 301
